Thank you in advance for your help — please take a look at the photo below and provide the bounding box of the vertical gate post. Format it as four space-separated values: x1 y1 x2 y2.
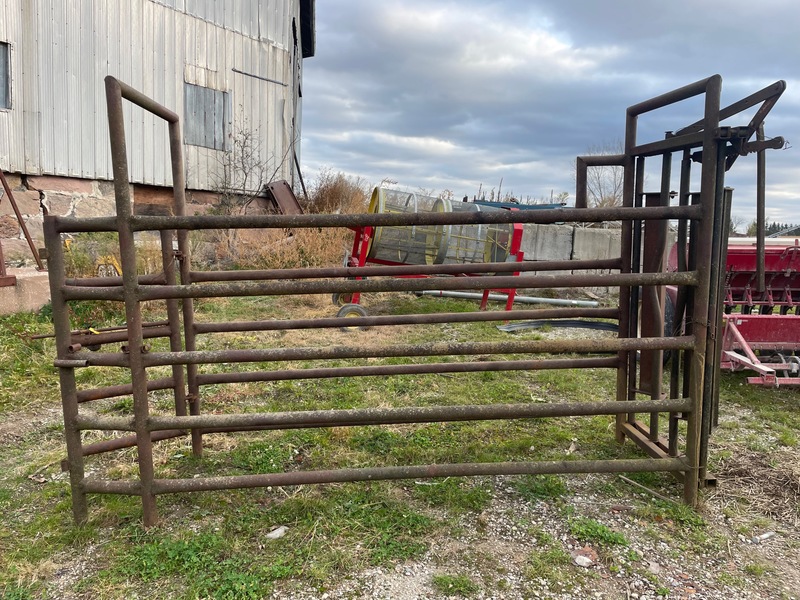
43 216 88 523
105 76 158 525
683 74 722 505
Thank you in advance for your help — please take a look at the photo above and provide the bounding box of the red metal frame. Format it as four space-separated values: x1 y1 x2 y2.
721 315 800 387
724 241 800 311
721 241 799 386
343 220 525 310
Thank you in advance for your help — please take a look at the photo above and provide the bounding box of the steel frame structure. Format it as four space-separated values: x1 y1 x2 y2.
45 75 784 526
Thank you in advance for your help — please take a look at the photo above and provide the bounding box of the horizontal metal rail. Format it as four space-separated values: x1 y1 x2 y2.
631 132 705 158
76 397 693 433
65 273 166 287
52 310 623 356
194 356 621 386
79 430 187 457
62 259 621 289
51 204 704 233
61 271 699 302
193 307 621 334
70 335 695 368
189 257 623 282
83 457 689 496
70 326 172 348
627 74 719 116
76 377 175 403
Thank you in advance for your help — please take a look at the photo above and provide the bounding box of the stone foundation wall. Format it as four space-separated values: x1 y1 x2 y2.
1 174 117 265
0 173 229 266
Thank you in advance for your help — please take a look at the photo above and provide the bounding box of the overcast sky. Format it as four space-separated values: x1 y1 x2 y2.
299 0 799 228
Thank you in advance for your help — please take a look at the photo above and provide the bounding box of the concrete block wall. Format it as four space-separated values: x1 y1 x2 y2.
0 174 229 313
517 224 622 296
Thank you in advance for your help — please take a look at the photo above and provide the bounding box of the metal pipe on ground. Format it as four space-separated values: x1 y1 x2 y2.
417 290 600 308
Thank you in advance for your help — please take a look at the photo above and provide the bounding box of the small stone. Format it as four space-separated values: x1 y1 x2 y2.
266 525 288 539
574 554 593 567
752 531 775 543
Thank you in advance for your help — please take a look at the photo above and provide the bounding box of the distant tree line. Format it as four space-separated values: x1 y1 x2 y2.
744 220 800 237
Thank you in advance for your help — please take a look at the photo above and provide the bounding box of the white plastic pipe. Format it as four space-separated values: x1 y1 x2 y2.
417 290 599 308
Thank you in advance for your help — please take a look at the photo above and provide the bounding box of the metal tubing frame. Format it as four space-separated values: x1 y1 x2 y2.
621 74 722 504
44 75 783 525
78 398 692 433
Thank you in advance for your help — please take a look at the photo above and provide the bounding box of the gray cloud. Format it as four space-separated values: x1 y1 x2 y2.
301 0 799 224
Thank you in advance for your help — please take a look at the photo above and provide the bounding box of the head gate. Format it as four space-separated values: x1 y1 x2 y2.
44 75 785 525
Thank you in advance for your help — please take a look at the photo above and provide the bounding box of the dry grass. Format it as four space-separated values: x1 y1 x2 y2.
235 227 353 270
63 232 165 278
212 169 371 270
301 167 370 215
709 449 800 526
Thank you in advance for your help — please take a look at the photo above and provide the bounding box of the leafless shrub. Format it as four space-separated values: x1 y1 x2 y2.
302 167 370 215
579 140 624 209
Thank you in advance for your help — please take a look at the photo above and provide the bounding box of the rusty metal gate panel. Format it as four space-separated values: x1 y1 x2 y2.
43 75 785 526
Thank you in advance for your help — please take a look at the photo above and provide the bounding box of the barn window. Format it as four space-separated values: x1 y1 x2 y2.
0 42 10 109
184 83 229 150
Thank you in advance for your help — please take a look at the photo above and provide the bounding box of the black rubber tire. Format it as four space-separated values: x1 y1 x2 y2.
336 303 369 331
331 292 354 307
637 294 676 366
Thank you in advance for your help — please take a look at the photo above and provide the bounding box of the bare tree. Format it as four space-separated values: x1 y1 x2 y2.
579 140 625 208
213 123 267 217
210 116 294 261
729 214 747 236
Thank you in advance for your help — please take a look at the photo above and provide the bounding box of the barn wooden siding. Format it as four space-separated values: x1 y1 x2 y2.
0 0 307 192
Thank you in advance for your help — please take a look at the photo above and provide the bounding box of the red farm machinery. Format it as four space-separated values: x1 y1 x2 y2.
668 237 800 388
719 239 800 386
333 187 530 317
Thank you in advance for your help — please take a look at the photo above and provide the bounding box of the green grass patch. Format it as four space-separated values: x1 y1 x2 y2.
0 584 37 600
514 474 568 502
91 484 437 598
633 499 706 530
743 562 771 577
0 311 60 414
229 440 294 474
113 531 275 599
431 573 480 597
524 530 582 590
568 517 627 546
412 478 493 512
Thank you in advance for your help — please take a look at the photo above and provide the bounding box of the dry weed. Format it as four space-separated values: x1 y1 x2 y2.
235 226 352 269
302 167 370 215
709 448 800 525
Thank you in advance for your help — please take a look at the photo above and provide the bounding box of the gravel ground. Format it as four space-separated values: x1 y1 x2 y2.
273 471 799 600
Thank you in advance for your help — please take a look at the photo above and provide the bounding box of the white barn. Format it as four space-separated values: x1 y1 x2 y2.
0 0 315 257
